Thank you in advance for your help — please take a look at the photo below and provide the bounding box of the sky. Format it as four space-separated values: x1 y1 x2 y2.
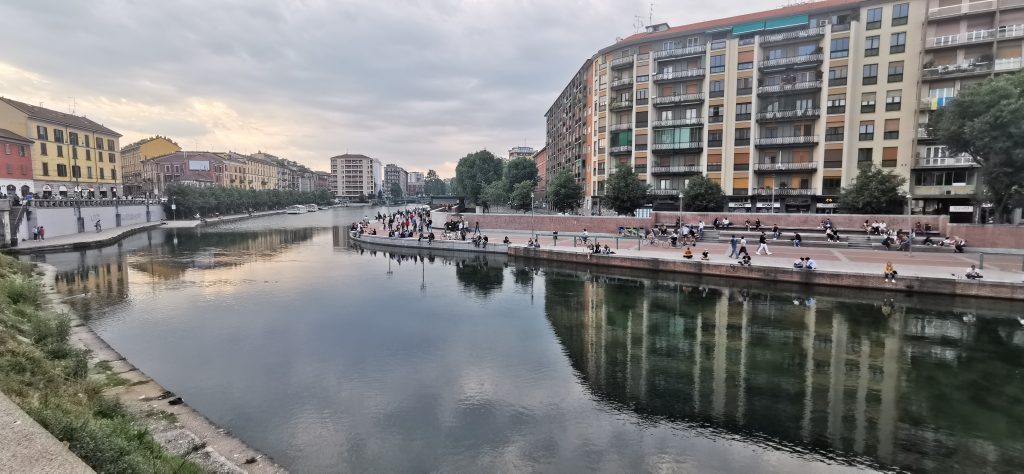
0 0 784 177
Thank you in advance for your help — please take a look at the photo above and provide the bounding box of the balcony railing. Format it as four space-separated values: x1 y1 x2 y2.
915 155 976 167
995 57 1023 71
928 0 995 19
610 56 634 68
608 123 632 132
652 93 705 106
759 26 826 45
609 99 633 110
651 142 703 151
916 126 933 139
610 77 634 89
758 52 823 69
753 188 817 196
753 162 818 172
927 29 996 48
650 165 702 174
652 45 707 60
922 61 993 79
652 69 706 82
756 80 822 95
912 184 977 196
650 188 684 196
998 24 1024 39
652 117 704 128
609 145 633 154
755 108 821 121
754 136 819 146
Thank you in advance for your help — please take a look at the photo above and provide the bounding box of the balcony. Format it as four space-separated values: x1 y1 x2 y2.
610 56 634 68
652 45 707 60
610 77 634 89
995 57 1023 71
650 188 684 196
651 142 703 152
609 145 633 155
653 69 706 82
998 24 1024 39
756 80 823 96
609 99 633 111
759 26 826 45
754 136 819 147
914 154 977 168
652 117 704 128
916 126 934 139
758 52 823 70
922 61 993 79
926 29 996 49
753 162 818 172
928 0 995 19
650 165 702 174
608 123 632 132
755 108 821 122
652 93 705 106
753 188 817 196
911 184 977 196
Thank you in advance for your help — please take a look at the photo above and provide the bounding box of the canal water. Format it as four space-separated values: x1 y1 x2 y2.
26 208 1024 473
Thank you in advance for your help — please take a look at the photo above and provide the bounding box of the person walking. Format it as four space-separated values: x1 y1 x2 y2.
756 232 773 255
38 226 44 240
728 235 738 258
737 237 750 258
32 226 38 240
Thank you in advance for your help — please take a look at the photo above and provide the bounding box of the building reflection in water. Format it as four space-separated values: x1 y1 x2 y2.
544 270 1024 472
53 259 129 320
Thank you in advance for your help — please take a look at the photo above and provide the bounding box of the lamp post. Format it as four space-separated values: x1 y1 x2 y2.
770 174 776 214
530 192 536 239
73 154 84 233
678 191 684 214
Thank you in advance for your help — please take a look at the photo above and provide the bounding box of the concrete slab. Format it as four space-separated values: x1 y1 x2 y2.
0 391 95 474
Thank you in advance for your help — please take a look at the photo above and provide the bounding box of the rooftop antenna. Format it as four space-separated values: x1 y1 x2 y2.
67 97 77 115
649 1 654 27
633 15 644 34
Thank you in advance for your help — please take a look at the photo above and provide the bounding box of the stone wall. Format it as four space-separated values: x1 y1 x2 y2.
653 212 947 232
944 224 1024 249
352 231 507 254
14 204 166 242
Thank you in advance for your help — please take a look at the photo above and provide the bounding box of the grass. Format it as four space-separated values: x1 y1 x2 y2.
0 254 204 473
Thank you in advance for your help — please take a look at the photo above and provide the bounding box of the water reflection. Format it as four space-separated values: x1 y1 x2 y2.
544 270 1024 473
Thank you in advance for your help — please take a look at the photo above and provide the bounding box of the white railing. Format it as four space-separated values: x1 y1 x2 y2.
928 28 996 47
652 93 705 105
650 165 702 174
610 77 634 88
760 27 826 44
912 184 977 195
652 45 707 60
756 80 822 95
1002 0 1024 8
995 57 1023 71
928 1 995 19
754 136 819 146
922 61 992 78
653 69 706 81
611 56 634 67
652 117 704 127
609 99 633 110
756 108 821 121
998 24 1024 38
651 142 702 150
758 53 823 69
915 155 976 167
753 162 818 171
608 123 632 132
650 188 683 195
753 188 817 196
609 145 633 154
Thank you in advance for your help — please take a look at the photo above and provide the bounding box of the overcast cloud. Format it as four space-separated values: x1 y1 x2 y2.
0 0 780 177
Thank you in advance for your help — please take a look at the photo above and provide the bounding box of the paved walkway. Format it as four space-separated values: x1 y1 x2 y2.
0 391 94 473
10 222 163 253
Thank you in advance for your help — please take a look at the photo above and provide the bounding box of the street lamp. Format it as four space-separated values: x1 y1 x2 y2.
678 191 684 214
530 192 536 239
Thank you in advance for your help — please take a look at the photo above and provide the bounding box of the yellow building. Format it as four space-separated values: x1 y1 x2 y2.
217 152 279 189
0 97 123 198
120 136 181 197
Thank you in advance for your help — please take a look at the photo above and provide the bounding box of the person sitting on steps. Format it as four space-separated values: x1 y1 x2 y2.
884 261 898 282
683 247 694 259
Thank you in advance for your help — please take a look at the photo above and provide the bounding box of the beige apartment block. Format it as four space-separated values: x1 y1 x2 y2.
120 136 181 196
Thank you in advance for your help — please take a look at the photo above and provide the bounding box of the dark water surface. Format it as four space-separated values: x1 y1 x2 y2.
27 208 1024 473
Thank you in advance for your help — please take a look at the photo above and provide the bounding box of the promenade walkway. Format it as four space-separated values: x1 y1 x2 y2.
8 222 163 253
0 392 93 473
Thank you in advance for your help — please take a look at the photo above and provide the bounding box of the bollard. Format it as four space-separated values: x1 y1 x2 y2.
616 237 619 250
979 253 984 270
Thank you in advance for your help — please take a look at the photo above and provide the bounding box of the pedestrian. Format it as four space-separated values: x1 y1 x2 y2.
884 261 897 282
772 224 780 240
581 228 589 244
728 235 738 258
32 226 38 240
756 232 773 255
791 232 802 247
474 221 480 234
737 237 750 258
38 226 44 240
697 220 705 236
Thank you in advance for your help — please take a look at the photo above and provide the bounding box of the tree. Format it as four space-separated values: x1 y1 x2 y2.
424 169 447 196
603 166 649 215
682 175 727 212
389 182 403 200
504 157 538 191
454 150 503 205
479 180 509 210
509 180 534 212
837 165 907 214
547 170 583 213
930 71 1024 222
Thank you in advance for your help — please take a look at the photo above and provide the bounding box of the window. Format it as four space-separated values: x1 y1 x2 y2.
18 145 25 157
636 88 648 105
888 61 904 83
40 143 47 156
861 92 877 113
735 128 751 146
708 130 723 147
69 132 79 146
109 153 115 163
830 37 849 58
890 32 906 54
637 75 649 82
865 36 880 56
862 64 878 85
710 39 726 51
636 111 648 128
736 102 752 121
86 149 91 161
824 149 844 169
3 143 8 154
87 167 93 179
71 165 81 178
57 164 67 177
858 148 873 164
36 125 47 141
98 151 104 162
56 145 63 158
859 121 875 140
41 162 49 176
710 54 725 73
736 77 753 95
99 168 105 179
827 93 847 114
884 118 900 139
828 66 848 86
825 125 845 142
96 138 104 151
866 7 882 29
72 147 78 159
84 135 90 148
882 147 898 167
885 90 902 111
710 79 725 98
111 169 117 181
686 36 701 47
709 105 724 123
738 60 753 70
53 129 63 144
892 3 909 26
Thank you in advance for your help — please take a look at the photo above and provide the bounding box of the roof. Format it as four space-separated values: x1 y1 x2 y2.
149 151 224 163
0 128 33 145
120 135 179 152
0 97 122 137
603 0 862 53
331 153 375 160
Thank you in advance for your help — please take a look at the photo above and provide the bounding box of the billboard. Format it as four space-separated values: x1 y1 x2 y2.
188 160 211 171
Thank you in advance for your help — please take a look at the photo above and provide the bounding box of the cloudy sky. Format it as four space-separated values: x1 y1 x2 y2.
0 0 781 177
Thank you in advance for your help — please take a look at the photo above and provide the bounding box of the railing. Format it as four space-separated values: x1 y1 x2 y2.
754 136 819 146
915 155 976 167
608 123 632 132
26 198 159 208
652 117 704 127
652 93 705 105
1003 0 1024 8
998 24 1024 39
759 26 826 44
652 45 707 60
653 69 706 81
609 99 633 110
995 57 1023 71
611 56 634 68
922 61 993 79
650 188 683 196
911 184 977 196
753 188 817 196
928 0 995 19
651 142 703 151
917 126 932 139
610 77 634 88
758 52 823 69
758 81 825 95
609 145 633 154
927 29 996 48
755 108 821 121
752 162 818 171
650 165 702 174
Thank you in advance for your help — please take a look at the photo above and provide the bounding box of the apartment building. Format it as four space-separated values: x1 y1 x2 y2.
120 136 181 197
507 146 537 161
548 0 1019 216
330 153 382 200
533 146 548 205
383 163 408 196
0 97 122 198
407 171 425 196
0 128 34 197
544 60 593 204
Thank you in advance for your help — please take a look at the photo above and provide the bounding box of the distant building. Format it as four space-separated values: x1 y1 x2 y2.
508 146 537 161
142 151 227 194
532 146 548 206
384 163 408 196
314 171 331 192
120 136 181 197
407 171 425 196
330 154 382 200
0 128 34 198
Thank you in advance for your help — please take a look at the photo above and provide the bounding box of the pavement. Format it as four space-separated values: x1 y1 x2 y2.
9 222 163 253
364 221 1024 284
0 391 94 473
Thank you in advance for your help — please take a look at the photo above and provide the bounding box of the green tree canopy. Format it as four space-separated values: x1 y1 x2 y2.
389 182 403 200
454 150 503 205
837 165 907 214
683 175 727 212
509 180 534 212
930 71 1024 222
603 166 649 215
547 170 583 213
165 185 333 217
479 180 509 209
424 169 447 195
504 157 539 191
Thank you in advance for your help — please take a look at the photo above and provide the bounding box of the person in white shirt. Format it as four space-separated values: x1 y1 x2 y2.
965 265 983 279
804 257 817 270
